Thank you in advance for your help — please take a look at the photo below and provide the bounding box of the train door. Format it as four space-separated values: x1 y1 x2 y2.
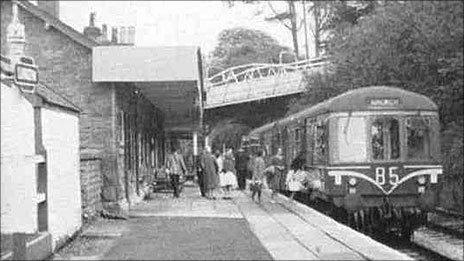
305 117 316 166
281 126 290 169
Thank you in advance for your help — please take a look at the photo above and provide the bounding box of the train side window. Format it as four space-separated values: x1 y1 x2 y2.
306 121 316 165
294 128 301 142
294 128 303 156
406 117 430 160
314 122 327 164
371 117 400 160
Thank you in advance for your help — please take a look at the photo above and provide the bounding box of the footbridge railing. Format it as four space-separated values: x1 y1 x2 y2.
204 57 328 109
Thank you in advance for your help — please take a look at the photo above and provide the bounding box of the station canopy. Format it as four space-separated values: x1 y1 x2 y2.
92 46 203 138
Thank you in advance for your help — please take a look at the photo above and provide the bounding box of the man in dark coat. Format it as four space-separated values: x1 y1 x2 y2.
200 146 219 199
196 155 206 197
235 148 248 190
166 147 187 198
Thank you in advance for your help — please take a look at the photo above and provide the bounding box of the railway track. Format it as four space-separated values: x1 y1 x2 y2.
283 191 462 260
411 208 464 260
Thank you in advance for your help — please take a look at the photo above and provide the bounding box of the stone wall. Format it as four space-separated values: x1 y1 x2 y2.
1 1 114 156
80 154 103 219
1 1 119 213
1 1 169 214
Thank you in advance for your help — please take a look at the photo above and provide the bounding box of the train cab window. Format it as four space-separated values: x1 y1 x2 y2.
406 117 430 160
371 117 400 160
336 117 367 162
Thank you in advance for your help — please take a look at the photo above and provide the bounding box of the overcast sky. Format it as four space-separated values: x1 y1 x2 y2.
59 1 296 55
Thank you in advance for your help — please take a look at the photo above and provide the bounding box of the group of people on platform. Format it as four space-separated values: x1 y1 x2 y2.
198 146 241 200
166 145 321 202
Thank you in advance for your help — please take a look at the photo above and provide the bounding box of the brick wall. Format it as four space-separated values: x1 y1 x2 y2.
80 155 103 219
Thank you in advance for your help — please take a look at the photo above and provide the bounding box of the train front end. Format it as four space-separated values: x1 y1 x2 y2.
324 94 442 237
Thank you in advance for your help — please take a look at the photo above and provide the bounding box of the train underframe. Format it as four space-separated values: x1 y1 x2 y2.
285 187 437 240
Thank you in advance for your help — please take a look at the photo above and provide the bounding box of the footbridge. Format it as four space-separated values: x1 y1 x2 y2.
204 57 328 109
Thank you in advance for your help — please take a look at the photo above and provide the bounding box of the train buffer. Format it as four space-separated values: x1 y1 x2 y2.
93 185 413 260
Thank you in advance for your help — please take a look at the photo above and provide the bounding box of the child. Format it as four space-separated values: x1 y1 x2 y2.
286 154 306 199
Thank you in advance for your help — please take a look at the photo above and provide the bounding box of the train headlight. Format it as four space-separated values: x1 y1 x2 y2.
348 177 357 186
417 176 426 185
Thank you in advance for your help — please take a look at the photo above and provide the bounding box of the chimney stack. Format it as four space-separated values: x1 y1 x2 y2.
37 0 59 19
111 27 118 43
128 26 135 45
101 24 108 42
119 26 126 44
83 12 101 41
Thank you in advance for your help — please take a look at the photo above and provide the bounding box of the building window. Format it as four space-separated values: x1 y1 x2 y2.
371 117 400 160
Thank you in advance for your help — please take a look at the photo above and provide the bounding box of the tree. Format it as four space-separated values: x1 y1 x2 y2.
264 1 300 58
307 1 379 56
208 119 251 152
225 1 379 59
207 28 290 150
207 27 290 77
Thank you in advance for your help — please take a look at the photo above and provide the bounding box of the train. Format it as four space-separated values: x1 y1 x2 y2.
242 86 443 238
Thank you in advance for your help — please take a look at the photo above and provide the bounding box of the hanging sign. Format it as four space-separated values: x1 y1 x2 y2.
14 57 38 93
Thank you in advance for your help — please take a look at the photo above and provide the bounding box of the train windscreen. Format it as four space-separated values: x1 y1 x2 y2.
335 117 367 163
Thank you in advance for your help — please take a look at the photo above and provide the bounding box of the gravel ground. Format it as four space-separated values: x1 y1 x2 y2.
102 216 272 260
53 237 114 258
50 218 128 260
1 233 41 256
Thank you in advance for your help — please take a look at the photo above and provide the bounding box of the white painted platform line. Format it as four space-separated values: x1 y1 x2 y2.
413 228 464 261
268 191 414 261
234 196 318 260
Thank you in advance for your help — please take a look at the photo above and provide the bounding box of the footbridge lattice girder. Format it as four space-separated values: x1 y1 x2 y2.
205 57 328 109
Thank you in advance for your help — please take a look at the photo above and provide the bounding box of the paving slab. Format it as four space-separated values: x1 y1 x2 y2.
266 190 414 260
102 216 272 260
234 195 318 260
258 199 363 260
71 186 415 260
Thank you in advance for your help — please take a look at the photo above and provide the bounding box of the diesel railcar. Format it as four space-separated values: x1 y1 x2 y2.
246 86 443 237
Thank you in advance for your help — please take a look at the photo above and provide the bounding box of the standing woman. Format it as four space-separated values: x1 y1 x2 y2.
201 146 219 199
223 148 238 199
215 150 226 195
267 148 285 200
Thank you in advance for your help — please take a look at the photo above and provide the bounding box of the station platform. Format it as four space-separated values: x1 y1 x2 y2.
96 184 413 260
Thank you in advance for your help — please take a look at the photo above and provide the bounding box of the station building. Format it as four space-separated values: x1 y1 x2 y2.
0 0 204 217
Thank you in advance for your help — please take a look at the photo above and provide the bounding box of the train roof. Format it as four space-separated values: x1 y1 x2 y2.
249 86 438 135
248 121 276 136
